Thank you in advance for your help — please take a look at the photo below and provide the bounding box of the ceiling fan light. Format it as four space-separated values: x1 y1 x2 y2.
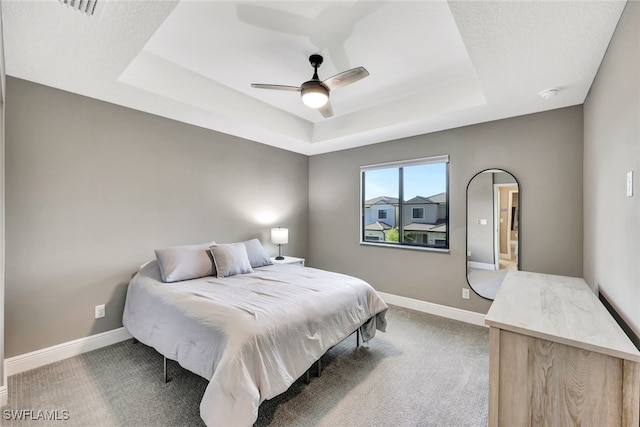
301 83 329 108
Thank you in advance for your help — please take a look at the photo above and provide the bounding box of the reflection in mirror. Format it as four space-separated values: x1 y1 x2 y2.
466 169 519 300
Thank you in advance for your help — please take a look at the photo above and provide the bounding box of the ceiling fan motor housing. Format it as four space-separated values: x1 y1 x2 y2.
309 54 324 68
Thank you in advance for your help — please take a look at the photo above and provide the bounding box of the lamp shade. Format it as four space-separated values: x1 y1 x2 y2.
301 81 329 108
271 228 289 245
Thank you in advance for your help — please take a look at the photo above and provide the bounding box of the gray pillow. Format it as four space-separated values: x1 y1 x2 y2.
154 242 216 283
209 243 254 278
242 238 273 268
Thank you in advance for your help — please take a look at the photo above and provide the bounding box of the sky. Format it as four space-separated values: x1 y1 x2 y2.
364 162 447 201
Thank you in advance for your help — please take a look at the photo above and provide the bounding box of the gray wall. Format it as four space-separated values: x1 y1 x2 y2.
0 4 5 394
583 1 639 337
4 77 309 357
309 106 584 313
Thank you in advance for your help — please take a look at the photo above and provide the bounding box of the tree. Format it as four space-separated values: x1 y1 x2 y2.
385 228 416 243
386 228 399 242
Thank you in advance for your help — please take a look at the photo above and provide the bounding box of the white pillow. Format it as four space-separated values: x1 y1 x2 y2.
242 239 273 268
154 242 216 283
209 243 254 278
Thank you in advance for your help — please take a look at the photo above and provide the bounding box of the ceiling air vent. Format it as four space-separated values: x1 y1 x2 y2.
58 0 106 18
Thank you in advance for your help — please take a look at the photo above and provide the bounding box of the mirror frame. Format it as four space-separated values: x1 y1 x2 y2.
465 168 520 300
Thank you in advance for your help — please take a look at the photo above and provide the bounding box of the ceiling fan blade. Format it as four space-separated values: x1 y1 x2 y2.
251 84 301 92
322 67 369 90
318 101 333 118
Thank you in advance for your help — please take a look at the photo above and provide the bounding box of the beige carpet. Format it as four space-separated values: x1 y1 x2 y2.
5 305 489 426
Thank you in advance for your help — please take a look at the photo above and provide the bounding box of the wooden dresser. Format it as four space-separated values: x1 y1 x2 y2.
485 270 640 426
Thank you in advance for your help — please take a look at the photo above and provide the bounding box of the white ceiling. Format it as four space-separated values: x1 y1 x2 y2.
1 0 627 155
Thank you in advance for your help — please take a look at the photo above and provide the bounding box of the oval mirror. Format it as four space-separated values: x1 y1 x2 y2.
466 169 519 300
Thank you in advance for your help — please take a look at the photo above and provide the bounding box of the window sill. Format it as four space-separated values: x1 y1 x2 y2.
359 241 450 254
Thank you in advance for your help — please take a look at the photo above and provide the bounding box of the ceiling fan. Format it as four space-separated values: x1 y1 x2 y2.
251 54 369 118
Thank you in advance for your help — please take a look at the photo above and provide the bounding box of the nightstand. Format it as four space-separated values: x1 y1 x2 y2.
270 256 305 266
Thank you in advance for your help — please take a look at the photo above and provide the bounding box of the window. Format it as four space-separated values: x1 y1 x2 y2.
361 155 449 250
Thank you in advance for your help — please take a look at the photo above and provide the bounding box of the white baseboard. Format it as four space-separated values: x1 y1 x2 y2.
0 385 7 407
4 327 132 377
2 296 484 378
467 261 496 271
378 292 487 327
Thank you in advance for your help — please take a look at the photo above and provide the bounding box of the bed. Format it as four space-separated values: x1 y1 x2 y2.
122 240 388 427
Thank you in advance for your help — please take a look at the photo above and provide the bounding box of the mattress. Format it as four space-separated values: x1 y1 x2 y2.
122 261 388 426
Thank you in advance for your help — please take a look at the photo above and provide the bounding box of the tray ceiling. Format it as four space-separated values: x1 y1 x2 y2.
1 0 627 155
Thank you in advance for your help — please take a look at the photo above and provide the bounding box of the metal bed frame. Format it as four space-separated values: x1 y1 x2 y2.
136 325 363 384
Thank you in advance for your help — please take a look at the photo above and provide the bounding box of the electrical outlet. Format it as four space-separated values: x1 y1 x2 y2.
467 250 471 257
627 171 633 197
462 288 470 299
95 304 105 319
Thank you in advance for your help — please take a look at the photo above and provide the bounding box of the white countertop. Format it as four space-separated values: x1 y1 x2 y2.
485 270 640 362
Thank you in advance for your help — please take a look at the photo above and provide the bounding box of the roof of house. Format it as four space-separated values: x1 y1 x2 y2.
364 221 393 231
365 192 446 206
425 192 447 204
364 196 399 207
404 196 436 205
403 222 447 232
429 223 447 233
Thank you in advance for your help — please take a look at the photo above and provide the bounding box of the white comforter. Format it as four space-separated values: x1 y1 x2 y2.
122 261 388 426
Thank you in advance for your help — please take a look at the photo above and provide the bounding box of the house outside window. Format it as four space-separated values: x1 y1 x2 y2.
360 155 449 250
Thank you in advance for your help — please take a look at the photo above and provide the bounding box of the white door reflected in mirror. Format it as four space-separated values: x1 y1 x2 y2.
466 169 519 300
